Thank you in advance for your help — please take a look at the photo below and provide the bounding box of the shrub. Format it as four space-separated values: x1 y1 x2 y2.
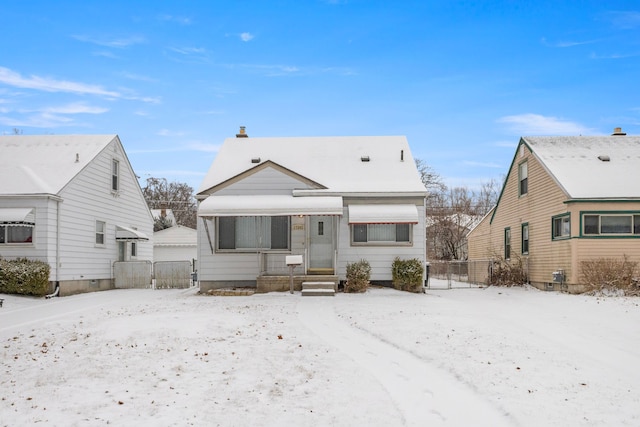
392 257 424 293
344 259 371 293
580 256 639 296
488 255 527 287
0 258 51 296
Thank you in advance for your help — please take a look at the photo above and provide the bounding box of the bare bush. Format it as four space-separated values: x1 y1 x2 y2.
488 255 527 287
580 256 640 296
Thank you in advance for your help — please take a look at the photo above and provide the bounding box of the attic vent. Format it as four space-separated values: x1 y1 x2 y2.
598 155 610 162
400 150 404 161
361 156 370 162
251 157 261 163
75 153 79 163
612 127 626 136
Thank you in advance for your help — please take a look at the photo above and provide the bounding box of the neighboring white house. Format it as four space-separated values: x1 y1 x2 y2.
153 225 197 263
0 134 153 296
195 131 428 292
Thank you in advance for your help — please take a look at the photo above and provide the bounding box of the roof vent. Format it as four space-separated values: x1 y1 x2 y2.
236 126 248 138
611 127 626 136
361 156 370 162
75 153 79 163
251 157 261 163
598 155 610 162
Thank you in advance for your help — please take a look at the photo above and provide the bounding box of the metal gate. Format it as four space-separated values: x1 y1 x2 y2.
114 261 153 289
153 261 191 289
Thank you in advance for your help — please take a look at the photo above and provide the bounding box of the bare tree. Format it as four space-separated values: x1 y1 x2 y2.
142 177 197 229
415 158 446 200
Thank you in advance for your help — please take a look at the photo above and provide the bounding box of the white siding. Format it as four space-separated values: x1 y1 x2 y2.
336 200 426 281
56 138 153 282
215 167 316 195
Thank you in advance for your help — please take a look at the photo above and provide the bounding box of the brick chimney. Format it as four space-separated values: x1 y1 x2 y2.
236 126 248 138
611 127 626 136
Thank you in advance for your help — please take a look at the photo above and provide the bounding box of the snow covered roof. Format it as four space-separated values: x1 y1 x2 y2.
153 225 197 246
0 134 118 195
197 136 428 196
523 135 640 199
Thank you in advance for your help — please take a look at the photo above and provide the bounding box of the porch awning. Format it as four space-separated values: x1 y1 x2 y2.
0 208 35 226
198 195 344 217
116 226 149 241
348 204 419 224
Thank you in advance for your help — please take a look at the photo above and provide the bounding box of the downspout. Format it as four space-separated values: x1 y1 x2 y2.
50 198 61 298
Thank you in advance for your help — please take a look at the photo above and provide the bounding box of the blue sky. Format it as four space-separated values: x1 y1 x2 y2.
1 1 639 192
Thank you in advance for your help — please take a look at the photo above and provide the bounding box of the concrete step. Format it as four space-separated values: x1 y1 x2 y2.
302 281 337 290
301 288 335 297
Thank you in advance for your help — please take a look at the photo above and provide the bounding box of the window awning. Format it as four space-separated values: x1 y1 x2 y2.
198 195 344 217
116 226 149 241
0 208 35 226
348 204 419 224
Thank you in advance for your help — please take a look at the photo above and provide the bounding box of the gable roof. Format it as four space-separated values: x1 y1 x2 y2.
197 135 427 196
153 225 197 246
523 135 640 199
0 134 119 195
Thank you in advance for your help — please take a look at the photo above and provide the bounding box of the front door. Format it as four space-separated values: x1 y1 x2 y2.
308 216 335 274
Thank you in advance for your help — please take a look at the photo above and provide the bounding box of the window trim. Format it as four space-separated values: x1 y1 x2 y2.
95 220 106 246
215 216 291 252
504 227 511 259
111 159 120 192
0 224 34 245
521 223 529 255
552 213 571 241
518 161 528 196
350 223 413 246
580 211 640 238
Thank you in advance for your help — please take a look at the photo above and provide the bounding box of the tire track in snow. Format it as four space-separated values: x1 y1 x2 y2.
298 297 513 426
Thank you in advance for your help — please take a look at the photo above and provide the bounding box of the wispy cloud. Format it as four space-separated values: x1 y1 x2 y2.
604 11 640 29
188 142 221 152
224 63 356 77
240 32 254 42
0 66 160 104
157 14 192 25
541 37 599 48
589 51 640 60
128 142 220 154
72 34 145 48
40 102 108 114
497 113 594 135
166 47 211 63
0 66 120 97
118 71 158 82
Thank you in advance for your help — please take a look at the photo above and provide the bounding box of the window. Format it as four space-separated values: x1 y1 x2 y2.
131 242 137 257
112 159 120 192
552 214 571 240
217 216 289 251
96 221 106 245
504 228 511 259
0 225 33 244
318 221 324 236
521 223 529 254
518 161 528 196
351 223 411 245
582 213 640 236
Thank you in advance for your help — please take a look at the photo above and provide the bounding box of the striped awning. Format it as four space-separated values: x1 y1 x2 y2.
348 204 419 224
0 208 35 226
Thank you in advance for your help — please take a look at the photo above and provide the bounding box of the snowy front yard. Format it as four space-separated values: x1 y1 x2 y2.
1 283 639 426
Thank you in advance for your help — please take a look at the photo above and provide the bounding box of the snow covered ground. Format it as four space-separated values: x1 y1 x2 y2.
1 281 639 426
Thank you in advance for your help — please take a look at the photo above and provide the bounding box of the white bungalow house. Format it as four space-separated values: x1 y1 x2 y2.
195 130 428 292
0 134 153 296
